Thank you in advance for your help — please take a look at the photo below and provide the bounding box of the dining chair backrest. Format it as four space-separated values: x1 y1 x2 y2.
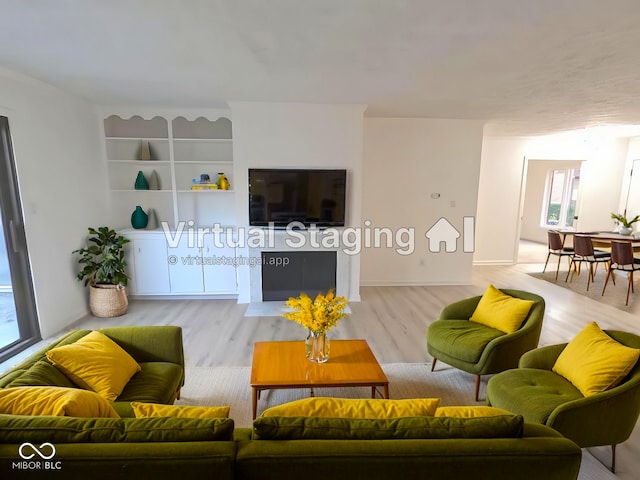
573 235 595 257
611 240 635 266
548 231 563 251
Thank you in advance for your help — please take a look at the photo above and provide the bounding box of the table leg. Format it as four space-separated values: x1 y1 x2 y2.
383 383 389 399
252 388 258 420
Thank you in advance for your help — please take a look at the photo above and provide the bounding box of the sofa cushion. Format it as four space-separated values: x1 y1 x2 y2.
132 402 230 419
427 320 504 363
486 368 583 424
0 415 234 443
435 406 513 417
252 415 524 440
469 285 535 334
46 330 142 401
552 322 640 396
260 397 440 419
116 362 183 403
5 360 76 388
0 386 120 418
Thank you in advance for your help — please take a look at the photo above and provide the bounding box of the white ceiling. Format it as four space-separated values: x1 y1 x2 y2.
2 0 640 135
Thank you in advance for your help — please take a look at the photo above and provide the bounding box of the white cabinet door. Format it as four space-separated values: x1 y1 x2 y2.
132 238 170 294
202 242 238 293
167 236 204 293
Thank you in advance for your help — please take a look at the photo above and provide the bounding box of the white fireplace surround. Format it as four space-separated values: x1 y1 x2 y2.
248 230 352 303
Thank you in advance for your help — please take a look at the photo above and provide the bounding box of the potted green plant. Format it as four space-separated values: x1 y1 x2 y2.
611 213 640 235
73 227 130 317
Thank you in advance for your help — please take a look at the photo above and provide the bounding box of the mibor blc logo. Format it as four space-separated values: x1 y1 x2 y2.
13 442 62 471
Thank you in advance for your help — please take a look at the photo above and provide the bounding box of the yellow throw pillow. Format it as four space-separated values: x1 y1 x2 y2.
435 406 513 417
469 285 535 334
261 397 440 419
131 402 230 419
553 322 640 396
46 331 141 401
0 386 120 417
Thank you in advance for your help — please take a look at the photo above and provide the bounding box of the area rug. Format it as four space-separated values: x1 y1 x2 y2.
174 363 615 480
528 269 635 311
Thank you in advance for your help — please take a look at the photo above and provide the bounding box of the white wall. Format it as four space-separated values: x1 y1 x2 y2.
361 118 484 285
476 132 630 264
229 102 366 302
0 68 108 338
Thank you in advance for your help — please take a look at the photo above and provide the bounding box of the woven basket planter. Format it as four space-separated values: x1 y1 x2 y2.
89 284 128 318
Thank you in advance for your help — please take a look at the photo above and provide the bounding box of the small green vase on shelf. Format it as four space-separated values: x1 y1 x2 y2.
134 170 149 190
131 206 148 229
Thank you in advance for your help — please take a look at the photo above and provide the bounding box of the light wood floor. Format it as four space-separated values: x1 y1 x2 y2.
10 262 640 369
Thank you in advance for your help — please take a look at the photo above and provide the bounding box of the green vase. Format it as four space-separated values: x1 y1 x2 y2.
134 171 149 190
131 206 148 229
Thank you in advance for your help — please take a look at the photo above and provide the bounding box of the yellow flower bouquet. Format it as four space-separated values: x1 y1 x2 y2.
284 289 348 363
284 289 348 333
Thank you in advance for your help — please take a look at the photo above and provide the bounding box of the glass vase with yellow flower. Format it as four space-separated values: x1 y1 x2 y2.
283 289 348 363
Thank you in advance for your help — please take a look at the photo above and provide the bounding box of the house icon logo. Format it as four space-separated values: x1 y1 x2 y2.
425 217 475 253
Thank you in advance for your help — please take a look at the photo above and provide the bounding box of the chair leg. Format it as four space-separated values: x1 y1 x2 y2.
627 273 633 306
611 444 616 473
431 358 437 371
586 263 594 291
555 256 562 280
543 252 551 273
475 375 481 402
602 268 612 297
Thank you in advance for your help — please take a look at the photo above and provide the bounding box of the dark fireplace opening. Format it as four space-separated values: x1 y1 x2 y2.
261 251 337 301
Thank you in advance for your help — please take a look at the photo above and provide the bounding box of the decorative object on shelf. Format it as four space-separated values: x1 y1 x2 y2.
136 141 154 161
611 212 640 235
217 172 230 190
146 208 159 230
131 205 149 229
134 170 149 190
283 289 348 363
148 170 161 190
72 226 130 317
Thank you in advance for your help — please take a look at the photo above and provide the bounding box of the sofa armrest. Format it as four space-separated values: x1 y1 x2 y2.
439 296 482 320
518 344 566 370
98 326 185 369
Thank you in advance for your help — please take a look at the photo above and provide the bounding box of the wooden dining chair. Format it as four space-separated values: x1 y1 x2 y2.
567 235 611 290
602 240 640 305
543 231 574 280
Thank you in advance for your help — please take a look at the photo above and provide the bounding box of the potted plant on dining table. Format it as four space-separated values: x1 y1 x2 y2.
611 212 640 235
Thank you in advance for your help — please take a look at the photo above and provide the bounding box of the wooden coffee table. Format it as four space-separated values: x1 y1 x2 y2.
250 339 389 419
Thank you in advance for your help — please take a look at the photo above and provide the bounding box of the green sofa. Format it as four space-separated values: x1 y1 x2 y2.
0 326 185 417
0 416 581 480
0 327 582 479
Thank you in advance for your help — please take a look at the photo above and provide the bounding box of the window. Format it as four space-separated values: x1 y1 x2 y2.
542 168 580 228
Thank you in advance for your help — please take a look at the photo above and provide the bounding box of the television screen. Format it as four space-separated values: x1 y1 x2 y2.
249 168 347 227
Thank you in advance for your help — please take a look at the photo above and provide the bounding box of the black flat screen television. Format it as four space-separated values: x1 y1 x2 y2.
248 168 347 228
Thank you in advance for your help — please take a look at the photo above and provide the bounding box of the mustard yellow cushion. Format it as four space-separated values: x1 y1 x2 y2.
261 397 440 419
0 386 120 417
46 331 141 401
131 402 230 419
552 322 640 396
469 285 534 334
435 406 513 417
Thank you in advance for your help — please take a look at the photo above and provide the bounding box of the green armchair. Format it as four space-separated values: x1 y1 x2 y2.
486 330 640 473
426 289 545 401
